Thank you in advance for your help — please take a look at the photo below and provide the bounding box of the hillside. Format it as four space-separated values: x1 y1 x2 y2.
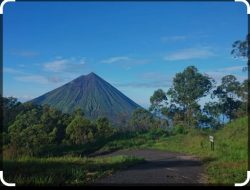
90 117 248 184
3 115 247 185
30 72 140 123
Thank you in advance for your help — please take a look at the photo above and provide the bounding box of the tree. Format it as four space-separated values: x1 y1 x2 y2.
231 34 249 59
1 97 22 132
40 105 70 143
236 79 249 116
73 108 85 117
66 115 95 145
20 124 49 156
231 34 249 71
203 102 221 121
8 117 49 156
203 102 222 128
116 112 130 129
8 107 42 155
167 66 214 127
213 75 241 122
149 89 167 117
130 108 154 131
96 117 114 138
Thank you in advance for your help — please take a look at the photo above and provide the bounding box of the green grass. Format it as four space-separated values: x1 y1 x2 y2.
3 117 247 185
91 117 248 185
3 155 144 185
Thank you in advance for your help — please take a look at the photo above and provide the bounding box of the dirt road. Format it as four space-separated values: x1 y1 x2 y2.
93 149 207 185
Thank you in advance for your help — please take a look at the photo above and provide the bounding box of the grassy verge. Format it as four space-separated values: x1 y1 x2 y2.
95 117 248 184
3 155 144 185
4 117 246 185
148 119 247 184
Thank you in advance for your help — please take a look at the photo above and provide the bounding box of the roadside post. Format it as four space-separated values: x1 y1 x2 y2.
209 136 214 151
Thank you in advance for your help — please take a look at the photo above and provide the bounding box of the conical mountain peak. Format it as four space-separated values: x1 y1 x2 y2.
87 72 97 76
30 73 140 124
85 72 98 77
84 72 100 80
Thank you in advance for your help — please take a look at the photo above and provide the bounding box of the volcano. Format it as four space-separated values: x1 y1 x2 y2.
30 72 140 123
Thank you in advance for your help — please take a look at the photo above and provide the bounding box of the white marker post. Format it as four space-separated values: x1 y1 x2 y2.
209 136 214 151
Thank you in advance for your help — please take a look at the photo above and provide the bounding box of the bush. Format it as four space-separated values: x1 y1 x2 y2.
148 128 169 139
172 124 188 135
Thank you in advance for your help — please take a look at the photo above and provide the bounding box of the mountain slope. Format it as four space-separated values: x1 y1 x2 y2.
30 72 140 123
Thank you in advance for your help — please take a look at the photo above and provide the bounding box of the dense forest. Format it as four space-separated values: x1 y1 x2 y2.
1 64 248 158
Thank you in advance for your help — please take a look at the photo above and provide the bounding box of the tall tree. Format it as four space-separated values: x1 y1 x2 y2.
213 75 241 122
130 108 154 131
234 79 248 117
231 34 249 71
1 97 22 132
96 117 114 138
231 34 249 58
167 66 214 127
149 89 167 117
66 115 95 145
203 102 222 128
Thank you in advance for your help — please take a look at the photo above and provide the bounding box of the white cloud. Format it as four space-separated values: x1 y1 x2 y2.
114 72 173 89
113 81 170 89
79 57 86 65
17 95 35 102
47 76 64 83
101 56 150 70
204 66 247 83
206 72 246 83
44 59 68 72
4 57 88 85
15 75 50 84
43 57 86 72
3 67 24 75
101 56 130 64
4 66 66 84
14 74 66 85
222 66 244 72
164 48 215 61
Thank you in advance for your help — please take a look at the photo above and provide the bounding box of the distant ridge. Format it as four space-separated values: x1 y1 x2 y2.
30 72 140 124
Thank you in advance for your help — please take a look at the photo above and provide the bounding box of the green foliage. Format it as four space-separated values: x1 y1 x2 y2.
202 102 222 128
91 117 247 184
168 66 213 107
130 108 155 131
20 124 49 156
3 99 117 157
213 75 242 121
72 108 85 117
149 89 167 116
3 156 144 185
149 117 248 184
6 104 72 156
66 115 96 145
235 79 248 117
96 117 114 138
8 123 49 157
171 124 188 135
167 66 214 127
231 34 249 59
130 108 168 131
1 97 23 132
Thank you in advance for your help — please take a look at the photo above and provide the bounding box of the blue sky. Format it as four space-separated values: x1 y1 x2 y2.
3 1 248 108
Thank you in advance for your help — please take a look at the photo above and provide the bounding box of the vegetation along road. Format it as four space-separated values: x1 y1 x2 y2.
94 149 206 184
